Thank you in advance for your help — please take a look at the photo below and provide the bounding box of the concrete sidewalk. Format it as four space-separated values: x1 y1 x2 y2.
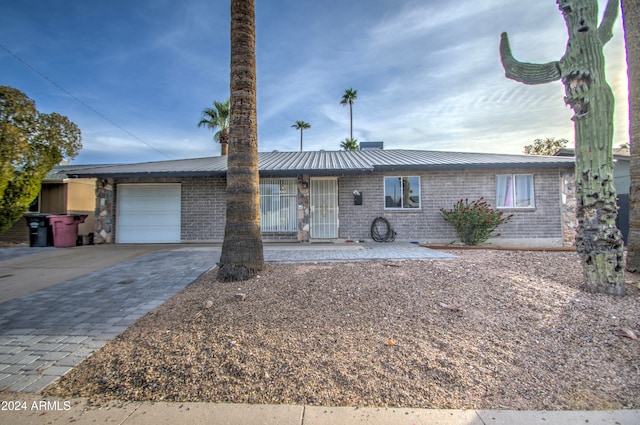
0 394 638 425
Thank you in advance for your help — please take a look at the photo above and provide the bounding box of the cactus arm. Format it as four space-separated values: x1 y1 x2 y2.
499 32 561 85
598 0 618 45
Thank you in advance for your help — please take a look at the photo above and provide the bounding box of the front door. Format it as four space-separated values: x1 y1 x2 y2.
310 178 338 239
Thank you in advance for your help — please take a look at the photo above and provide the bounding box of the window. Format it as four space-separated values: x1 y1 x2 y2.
384 176 420 209
27 194 40 213
496 174 534 208
260 178 297 231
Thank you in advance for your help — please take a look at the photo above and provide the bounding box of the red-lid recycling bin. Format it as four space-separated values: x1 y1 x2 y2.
46 215 88 247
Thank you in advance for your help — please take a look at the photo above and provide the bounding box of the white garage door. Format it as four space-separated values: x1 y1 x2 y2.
117 184 181 243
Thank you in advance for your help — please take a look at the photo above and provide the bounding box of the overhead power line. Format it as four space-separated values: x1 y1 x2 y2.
0 42 173 160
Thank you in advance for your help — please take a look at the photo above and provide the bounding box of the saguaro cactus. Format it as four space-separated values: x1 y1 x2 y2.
499 0 625 295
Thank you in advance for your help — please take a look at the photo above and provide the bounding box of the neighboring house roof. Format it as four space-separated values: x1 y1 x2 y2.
67 150 575 179
42 164 107 182
65 157 228 178
555 147 629 162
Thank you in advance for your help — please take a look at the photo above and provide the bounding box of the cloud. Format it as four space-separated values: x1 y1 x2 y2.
4 0 629 162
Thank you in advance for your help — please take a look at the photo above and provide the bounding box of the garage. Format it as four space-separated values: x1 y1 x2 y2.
117 184 181 243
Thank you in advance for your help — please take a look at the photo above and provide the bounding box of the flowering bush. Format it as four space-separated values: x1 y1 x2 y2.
440 198 512 246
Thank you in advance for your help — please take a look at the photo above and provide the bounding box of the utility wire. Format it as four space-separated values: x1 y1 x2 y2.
0 42 173 160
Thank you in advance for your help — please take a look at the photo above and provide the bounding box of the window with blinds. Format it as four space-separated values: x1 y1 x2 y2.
260 178 298 232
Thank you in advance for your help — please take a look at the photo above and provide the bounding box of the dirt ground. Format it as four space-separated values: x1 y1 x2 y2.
45 250 640 410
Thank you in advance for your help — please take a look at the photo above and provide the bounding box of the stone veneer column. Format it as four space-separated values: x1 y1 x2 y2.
94 178 114 244
297 175 310 242
560 170 577 247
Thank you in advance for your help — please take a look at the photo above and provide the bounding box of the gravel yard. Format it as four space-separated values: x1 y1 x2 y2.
45 250 640 410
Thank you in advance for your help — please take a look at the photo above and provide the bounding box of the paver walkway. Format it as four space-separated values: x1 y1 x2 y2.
0 249 214 392
264 242 455 262
0 243 454 392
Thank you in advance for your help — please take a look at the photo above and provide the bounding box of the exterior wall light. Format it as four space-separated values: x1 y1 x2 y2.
353 190 362 205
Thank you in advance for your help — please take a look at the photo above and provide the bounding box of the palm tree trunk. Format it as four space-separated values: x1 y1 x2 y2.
217 0 264 281
299 129 303 152
220 129 229 156
623 0 640 272
349 103 353 140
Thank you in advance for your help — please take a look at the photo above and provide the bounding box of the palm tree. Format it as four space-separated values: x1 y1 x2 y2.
198 98 230 156
340 88 357 140
217 0 264 281
340 137 358 151
291 120 311 152
623 0 640 271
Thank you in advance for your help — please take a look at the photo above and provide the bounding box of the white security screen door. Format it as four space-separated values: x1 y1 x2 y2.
310 178 338 238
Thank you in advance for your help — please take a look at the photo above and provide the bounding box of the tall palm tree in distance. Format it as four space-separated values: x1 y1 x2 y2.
217 0 264 282
622 0 640 271
340 137 358 151
340 88 357 140
291 120 311 152
198 98 230 156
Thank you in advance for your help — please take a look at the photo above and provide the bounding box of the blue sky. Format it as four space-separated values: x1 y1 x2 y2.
0 0 629 164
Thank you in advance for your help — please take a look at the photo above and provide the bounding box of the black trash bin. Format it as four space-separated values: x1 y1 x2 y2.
24 214 52 247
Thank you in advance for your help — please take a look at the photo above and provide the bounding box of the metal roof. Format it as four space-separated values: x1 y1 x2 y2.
258 150 375 175
65 157 229 178
359 150 574 170
68 150 575 178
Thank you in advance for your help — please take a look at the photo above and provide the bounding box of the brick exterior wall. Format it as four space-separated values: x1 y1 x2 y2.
94 177 242 243
95 176 279 243
338 168 568 245
0 219 29 244
93 167 571 246
181 177 295 241
181 177 226 241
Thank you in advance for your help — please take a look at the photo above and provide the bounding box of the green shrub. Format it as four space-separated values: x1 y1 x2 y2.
440 198 512 246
